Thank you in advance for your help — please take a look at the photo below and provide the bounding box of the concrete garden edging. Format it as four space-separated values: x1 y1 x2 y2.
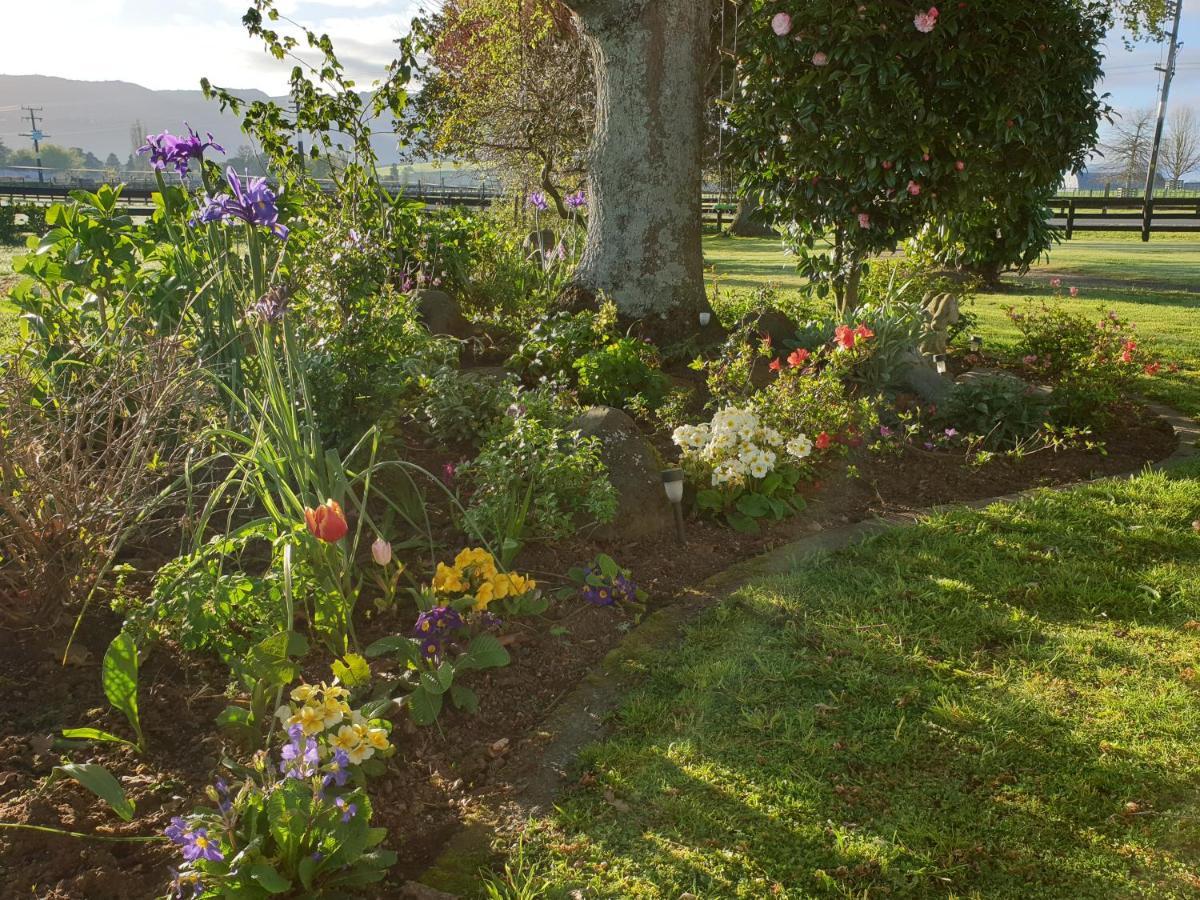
414 401 1199 895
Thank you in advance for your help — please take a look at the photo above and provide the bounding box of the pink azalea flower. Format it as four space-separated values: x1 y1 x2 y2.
907 180 922 196
1050 277 1062 288
1069 286 1079 297
771 12 793 36
914 7 939 33
858 213 871 229
812 51 829 67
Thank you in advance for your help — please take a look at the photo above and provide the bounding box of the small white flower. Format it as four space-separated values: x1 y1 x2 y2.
787 435 814 459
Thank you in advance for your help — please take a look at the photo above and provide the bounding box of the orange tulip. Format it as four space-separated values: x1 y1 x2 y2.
305 499 348 543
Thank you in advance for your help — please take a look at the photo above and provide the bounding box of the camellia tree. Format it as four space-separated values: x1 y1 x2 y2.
730 1 1112 313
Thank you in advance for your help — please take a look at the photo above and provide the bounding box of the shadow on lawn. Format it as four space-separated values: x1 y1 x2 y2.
539 471 1200 898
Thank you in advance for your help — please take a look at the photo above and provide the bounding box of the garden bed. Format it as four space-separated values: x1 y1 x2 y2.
0 400 1179 898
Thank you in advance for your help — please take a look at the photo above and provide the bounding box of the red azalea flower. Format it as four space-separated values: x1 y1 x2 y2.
1120 350 1133 364
834 325 856 350
815 432 833 451
788 348 810 367
769 357 782 372
853 324 875 341
1144 362 1161 376
1168 363 1181 373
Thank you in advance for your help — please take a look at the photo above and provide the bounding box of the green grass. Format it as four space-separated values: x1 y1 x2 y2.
704 232 1200 416
495 466 1200 898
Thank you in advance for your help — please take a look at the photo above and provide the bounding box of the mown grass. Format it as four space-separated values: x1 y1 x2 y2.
492 465 1200 899
703 232 1200 416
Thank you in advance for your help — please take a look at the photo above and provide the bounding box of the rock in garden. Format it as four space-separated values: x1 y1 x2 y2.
571 406 674 541
896 349 952 404
740 309 798 348
522 228 557 266
416 289 472 339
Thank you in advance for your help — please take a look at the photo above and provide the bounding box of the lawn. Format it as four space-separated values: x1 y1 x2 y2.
704 232 1200 417
496 465 1200 898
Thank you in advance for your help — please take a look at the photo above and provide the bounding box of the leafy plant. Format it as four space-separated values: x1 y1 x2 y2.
63 632 145 752
573 337 669 409
941 376 1053 452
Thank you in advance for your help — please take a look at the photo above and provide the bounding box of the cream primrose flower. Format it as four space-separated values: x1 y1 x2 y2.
787 435 814 459
763 427 784 447
750 460 771 479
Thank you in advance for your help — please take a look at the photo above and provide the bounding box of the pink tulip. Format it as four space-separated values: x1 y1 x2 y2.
371 537 392 566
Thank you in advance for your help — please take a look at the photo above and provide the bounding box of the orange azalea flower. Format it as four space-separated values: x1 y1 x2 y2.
769 358 782 372
788 348 810 367
305 499 348 543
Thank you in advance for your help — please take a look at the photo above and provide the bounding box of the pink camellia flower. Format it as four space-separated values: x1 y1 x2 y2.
955 160 965 171
914 7 939 33
882 160 893 171
771 12 793 36
1069 286 1080 297
812 51 829 66
858 213 871 229
922 153 931 162
907 180 922 196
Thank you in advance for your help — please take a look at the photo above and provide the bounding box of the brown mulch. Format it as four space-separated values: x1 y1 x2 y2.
0 404 1178 899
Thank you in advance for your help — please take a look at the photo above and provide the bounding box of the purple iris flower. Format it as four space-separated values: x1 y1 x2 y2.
566 190 587 211
190 168 288 240
139 124 224 178
527 191 549 212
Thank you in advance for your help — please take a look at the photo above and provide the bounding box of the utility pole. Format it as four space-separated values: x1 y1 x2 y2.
19 106 49 184
1142 0 1184 242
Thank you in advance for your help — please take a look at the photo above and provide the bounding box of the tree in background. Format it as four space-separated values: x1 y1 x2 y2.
9 144 85 173
731 2 1110 312
1162 106 1200 189
412 0 594 217
1099 107 1155 192
0 138 9 167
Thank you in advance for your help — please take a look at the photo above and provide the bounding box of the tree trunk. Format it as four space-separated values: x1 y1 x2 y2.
728 198 776 238
564 0 714 339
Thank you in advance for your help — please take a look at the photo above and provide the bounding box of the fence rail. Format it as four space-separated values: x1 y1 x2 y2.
3 181 1198 240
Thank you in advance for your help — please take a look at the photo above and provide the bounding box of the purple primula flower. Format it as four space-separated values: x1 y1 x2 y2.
414 606 465 660
580 567 637 607
180 827 225 863
335 796 358 823
280 727 319 779
527 191 549 212
164 816 189 845
322 749 351 790
566 190 587 211
879 425 894 438
139 124 224 178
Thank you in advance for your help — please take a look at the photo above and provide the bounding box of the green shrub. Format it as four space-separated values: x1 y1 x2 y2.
942 376 1052 451
573 337 669 409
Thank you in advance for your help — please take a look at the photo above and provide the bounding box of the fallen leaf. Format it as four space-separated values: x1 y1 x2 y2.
489 738 510 758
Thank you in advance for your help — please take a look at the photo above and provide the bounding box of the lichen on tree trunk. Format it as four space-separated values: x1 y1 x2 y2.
565 0 714 338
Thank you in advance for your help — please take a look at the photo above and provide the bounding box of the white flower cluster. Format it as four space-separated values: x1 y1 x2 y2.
673 407 811 487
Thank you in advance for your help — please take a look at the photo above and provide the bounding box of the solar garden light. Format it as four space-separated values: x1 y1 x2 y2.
934 353 949 375
661 468 687 544
699 311 712 327
969 335 983 353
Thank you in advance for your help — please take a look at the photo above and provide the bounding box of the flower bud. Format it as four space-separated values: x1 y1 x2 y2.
371 537 393 566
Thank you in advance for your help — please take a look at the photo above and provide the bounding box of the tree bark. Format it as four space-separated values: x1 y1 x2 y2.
564 0 714 339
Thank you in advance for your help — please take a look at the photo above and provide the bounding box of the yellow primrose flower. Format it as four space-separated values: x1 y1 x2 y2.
432 562 466 595
290 684 319 704
331 724 361 754
291 703 326 736
321 682 350 702
318 695 348 730
474 580 496 610
365 726 390 751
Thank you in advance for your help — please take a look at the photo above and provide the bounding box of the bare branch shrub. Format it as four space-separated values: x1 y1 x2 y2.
0 336 210 629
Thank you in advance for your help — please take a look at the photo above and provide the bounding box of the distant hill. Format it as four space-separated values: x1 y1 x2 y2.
0 74 414 167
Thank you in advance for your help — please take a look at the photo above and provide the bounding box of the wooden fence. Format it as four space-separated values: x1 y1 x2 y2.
4 181 1198 239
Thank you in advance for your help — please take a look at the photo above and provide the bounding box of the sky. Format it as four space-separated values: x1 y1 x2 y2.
0 0 1197 121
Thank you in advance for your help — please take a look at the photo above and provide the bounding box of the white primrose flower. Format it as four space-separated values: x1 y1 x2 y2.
786 435 814 459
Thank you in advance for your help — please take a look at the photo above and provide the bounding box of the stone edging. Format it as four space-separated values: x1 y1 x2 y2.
415 401 1199 895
